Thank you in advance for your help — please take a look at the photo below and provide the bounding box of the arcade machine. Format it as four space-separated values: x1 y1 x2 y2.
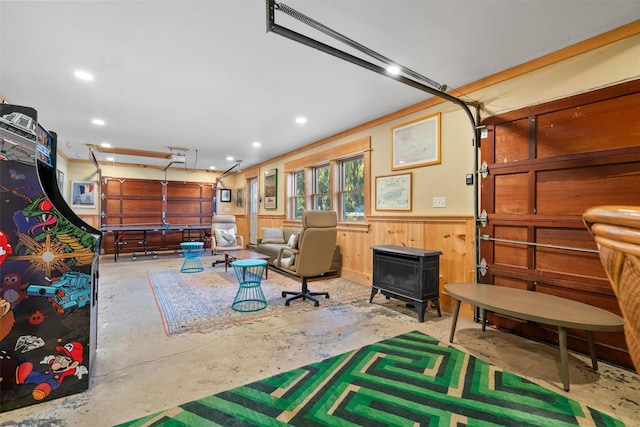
0 104 102 411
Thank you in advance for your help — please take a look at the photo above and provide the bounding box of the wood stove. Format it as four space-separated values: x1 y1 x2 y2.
370 245 442 322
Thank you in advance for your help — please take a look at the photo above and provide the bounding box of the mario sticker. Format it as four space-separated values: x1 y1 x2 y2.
15 341 88 400
0 229 12 266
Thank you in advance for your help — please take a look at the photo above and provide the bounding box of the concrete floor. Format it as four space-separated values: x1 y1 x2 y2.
1 253 639 426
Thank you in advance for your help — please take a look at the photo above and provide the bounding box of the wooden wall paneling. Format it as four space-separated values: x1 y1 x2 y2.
235 215 248 246
536 93 640 158
534 227 608 280
259 215 285 233
336 224 369 284
494 117 530 163
480 79 640 369
493 225 528 268
537 162 640 214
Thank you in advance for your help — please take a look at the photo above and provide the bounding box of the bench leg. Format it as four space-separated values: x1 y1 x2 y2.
558 326 570 392
587 330 598 370
480 308 487 331
449 300 461 343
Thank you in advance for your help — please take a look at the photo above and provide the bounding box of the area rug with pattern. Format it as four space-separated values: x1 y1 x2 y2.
119 330 622 426
147 266 371 336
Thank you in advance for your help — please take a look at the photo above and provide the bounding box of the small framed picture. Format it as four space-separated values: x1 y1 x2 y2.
375 172 412 211
236 188 243 207
71 181 97 208
264 168 277 209
57 170 64 196
220 188 231 202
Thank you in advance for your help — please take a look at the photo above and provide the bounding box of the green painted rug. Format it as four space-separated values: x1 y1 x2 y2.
118 331 622 426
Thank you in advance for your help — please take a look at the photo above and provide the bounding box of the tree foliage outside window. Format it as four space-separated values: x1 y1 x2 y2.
292 170 305 219
341 156 364 221
313 164 331 210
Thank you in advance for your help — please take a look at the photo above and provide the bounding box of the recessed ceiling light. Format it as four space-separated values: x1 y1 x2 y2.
92 118 105 126
226 156 234 161
296 117 307 124
386 65 401 76
252 141 261 147
209 166 216 170
100 142 111 147
74 70 94 81
106 156 114 161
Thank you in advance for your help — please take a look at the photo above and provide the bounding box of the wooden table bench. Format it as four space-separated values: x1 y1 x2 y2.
445 283 624 391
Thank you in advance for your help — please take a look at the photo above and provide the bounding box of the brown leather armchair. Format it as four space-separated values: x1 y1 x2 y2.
583 205 640 373
274 210 337 306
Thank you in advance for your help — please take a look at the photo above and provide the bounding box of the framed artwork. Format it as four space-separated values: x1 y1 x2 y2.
220 188 231 202
71 181 97 208
375 172 412 211
57 170 64 196
391 113 441 170
264 168 277 209
236 188 244 207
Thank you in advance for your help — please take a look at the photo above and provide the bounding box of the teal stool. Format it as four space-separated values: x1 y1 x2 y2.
180 242 204 273
231 259 268 312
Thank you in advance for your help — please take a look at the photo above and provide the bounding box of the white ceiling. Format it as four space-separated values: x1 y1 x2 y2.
1 1 639 172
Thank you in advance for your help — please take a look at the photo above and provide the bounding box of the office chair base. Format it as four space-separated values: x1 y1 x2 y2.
282 290 329 307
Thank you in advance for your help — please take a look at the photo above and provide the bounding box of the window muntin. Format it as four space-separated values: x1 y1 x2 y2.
313 164 330 211
340 156 364 221
292 170 305 219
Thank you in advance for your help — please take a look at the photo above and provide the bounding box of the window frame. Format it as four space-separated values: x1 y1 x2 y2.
283 136 371 222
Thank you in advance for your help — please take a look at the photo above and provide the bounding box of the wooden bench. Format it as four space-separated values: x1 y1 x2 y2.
445 283 624 391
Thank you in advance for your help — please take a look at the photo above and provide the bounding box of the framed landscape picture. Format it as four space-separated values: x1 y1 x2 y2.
220 188 231 202
375 172 412 211
391 113 441 170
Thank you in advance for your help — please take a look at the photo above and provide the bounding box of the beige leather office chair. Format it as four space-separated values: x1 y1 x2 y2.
583 205 640 373
274 210 337 307
211 215 244 255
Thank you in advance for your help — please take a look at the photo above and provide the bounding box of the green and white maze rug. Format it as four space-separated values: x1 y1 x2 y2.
119 330 623 426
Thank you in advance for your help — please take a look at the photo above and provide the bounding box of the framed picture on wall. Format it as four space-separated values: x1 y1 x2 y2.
375 172 412 211
71 181 97 208
57 170 64 196
220 188 231 202
264 168 277 209
391 113 441 170
236 188 243 207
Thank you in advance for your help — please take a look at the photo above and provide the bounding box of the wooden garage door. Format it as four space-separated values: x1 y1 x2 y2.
479 79 640 369
101 178 213 254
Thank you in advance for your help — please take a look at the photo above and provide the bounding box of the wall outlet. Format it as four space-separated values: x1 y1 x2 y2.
433 197 446 208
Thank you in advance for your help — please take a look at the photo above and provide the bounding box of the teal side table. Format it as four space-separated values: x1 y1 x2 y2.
180 242 204 273
231 259 268 312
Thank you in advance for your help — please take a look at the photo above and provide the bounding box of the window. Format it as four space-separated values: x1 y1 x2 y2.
340 156 364 221
284 136 370 221
291 170 305 219
312 164 331 210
